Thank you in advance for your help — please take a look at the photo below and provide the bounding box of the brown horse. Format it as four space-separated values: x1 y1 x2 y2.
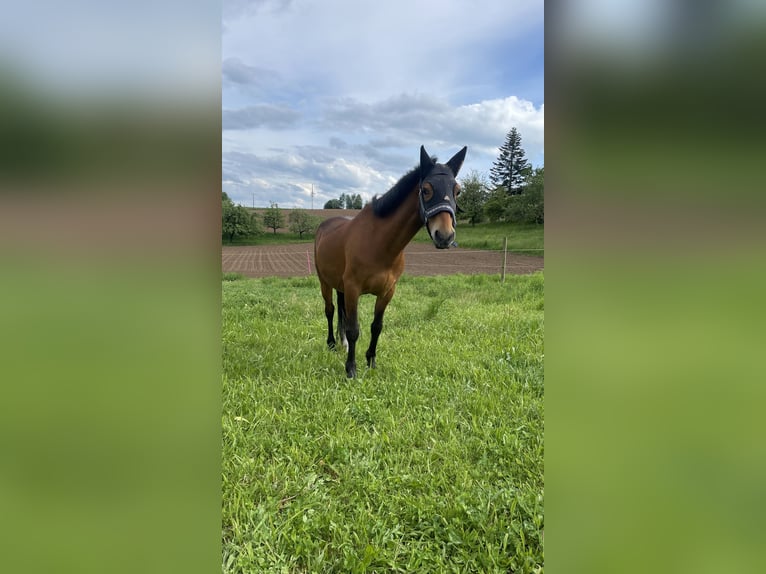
314 145 467 378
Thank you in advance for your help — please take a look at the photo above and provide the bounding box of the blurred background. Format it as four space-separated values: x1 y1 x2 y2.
547 1 766 573
0 2 221 573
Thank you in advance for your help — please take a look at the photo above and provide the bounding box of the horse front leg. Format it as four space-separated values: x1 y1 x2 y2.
343 289 361 378
366 286 395 369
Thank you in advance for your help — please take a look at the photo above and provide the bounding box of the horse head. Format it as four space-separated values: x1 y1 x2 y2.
418 145 467 249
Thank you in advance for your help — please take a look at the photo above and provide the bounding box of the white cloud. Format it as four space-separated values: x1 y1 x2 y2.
222 91 543 207
222 105 301 130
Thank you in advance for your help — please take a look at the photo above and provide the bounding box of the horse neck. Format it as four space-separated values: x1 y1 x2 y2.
380 184 423 255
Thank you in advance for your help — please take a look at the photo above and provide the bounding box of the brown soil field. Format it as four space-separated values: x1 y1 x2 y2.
222 242 543 278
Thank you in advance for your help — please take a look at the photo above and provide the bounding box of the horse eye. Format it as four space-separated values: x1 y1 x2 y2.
454 183 461 196
422 185 433 201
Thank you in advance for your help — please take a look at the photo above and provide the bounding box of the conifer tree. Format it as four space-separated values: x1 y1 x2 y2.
489 127 531 195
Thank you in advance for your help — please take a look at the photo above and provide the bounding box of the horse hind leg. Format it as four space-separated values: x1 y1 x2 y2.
336 291 348 352
320 280 336 350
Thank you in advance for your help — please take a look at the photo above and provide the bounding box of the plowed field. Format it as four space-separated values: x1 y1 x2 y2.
222 243 543 278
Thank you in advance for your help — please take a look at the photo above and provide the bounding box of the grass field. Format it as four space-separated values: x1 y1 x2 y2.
225 232 316 246
413 222 544 254
225 221 544 256
222 272 544 572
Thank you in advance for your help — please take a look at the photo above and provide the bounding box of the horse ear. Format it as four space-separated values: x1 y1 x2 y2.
446 146 467 177
420 145 433 175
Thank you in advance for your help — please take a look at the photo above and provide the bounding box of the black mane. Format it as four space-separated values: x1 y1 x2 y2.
371 157 437 218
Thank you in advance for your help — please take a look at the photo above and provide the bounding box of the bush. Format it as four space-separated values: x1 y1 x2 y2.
506 168 543 224
484 188 509 223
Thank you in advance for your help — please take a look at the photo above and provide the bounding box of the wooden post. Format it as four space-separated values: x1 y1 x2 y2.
501 237 508 283
307 249 311 275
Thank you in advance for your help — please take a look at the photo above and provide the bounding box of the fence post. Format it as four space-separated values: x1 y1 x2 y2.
501 237 508 283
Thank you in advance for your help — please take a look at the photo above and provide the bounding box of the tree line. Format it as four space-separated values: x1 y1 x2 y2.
222 196 321 242
323 192 363 210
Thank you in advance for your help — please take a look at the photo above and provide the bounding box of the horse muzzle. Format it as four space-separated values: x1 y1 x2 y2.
425 208 456 249
432 227 455 249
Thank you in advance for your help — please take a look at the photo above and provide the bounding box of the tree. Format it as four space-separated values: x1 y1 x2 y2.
324 193 362 209
249 210 264 235
524 165 544 224
222 193 260 242
262 202 285 234
506 166 544 224
457 170 489 226
484 187 509 223
289 209 321 238
490 127 531 195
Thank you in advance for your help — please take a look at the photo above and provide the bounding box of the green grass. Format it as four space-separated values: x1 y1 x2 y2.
224 232 315 246
225 222 544 255
412 222 544 254
223 272 246 282
222 273 544 573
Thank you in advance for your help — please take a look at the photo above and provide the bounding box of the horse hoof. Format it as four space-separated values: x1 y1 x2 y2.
346 364 356 378
366 356 376 368
327 340 336 350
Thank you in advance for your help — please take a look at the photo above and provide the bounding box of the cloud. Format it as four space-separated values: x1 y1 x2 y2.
223 0 294 22
222 57 281 89
221 92 543 206
222 104 301 130
320 94 451 134
319 93 544 160
222 148 395 208
329 136 348 149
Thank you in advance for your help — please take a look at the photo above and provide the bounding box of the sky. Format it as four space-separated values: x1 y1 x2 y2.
222 0 544 208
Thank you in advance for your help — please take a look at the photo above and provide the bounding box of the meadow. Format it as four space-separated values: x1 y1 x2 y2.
225 219 544 256
413 222 544 254
222 272 544 572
